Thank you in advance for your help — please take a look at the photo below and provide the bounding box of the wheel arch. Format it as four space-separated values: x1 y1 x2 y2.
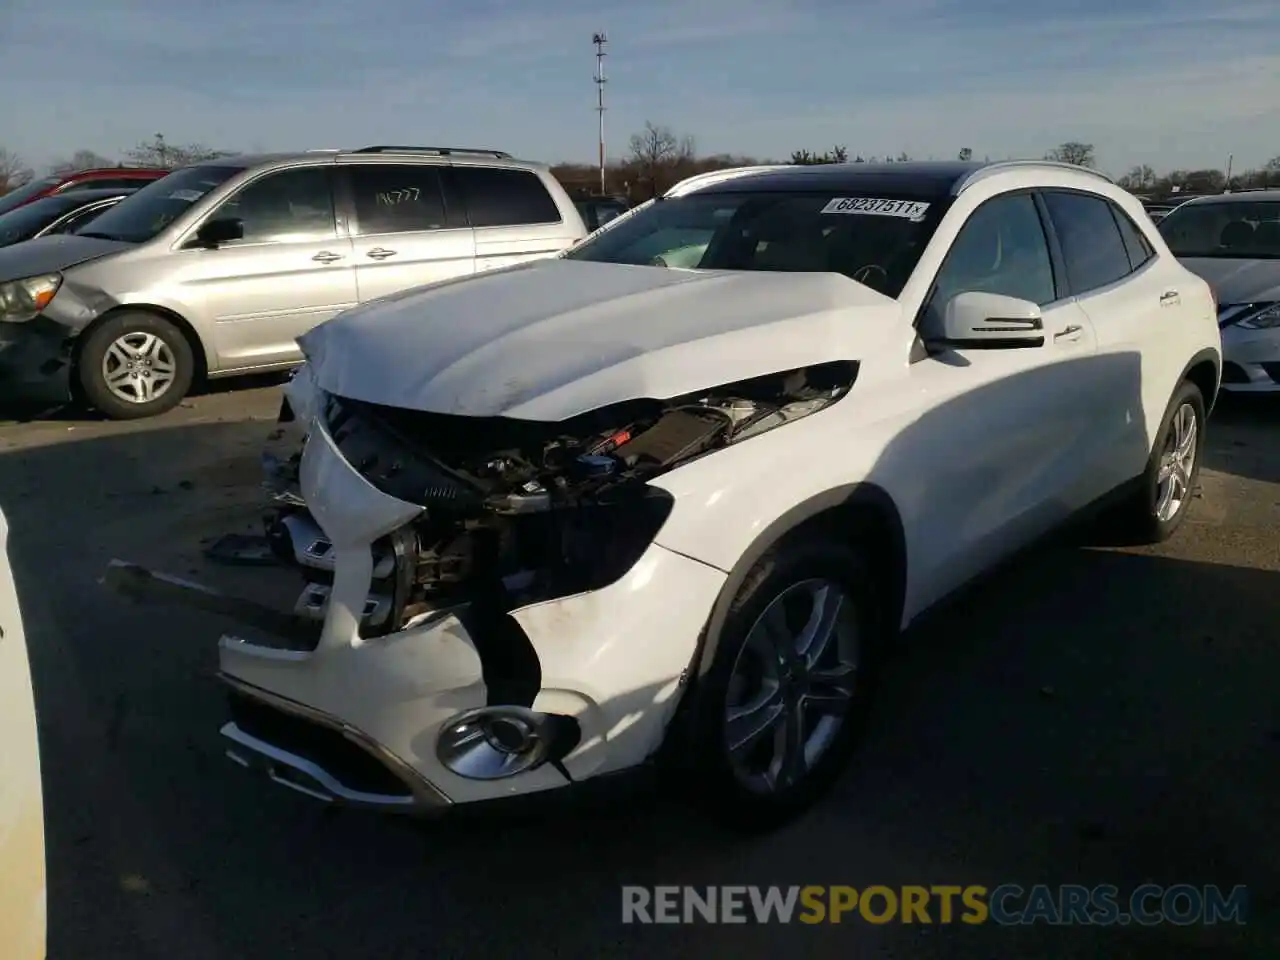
688 482 908 681
73 304 211 383
1179 347 1220 416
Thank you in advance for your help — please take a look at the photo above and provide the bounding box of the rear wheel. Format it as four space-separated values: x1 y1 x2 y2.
676 537 887 831
77 311 193 419
1117 380 1206 543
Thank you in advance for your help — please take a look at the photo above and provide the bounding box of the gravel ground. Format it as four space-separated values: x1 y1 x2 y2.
0 381 1277 959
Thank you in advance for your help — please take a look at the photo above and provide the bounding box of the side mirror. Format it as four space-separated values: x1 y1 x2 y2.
194 217 244 248
925 291 1045 351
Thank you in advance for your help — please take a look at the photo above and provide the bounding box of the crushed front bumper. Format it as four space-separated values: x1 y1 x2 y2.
0 317 74 403
109 380 727 813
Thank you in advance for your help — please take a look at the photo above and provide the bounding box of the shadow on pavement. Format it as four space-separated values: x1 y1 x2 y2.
1204 392 1280 485
0 370 290 425
0 415 1276 958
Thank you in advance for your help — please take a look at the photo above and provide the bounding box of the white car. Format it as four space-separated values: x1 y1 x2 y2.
0 506 46 958
113 160 1221 829
1157 190 1280 392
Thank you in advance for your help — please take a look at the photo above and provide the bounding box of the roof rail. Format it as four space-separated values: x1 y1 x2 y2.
664 164 793 198
353 145 512 159
953 159 1114 195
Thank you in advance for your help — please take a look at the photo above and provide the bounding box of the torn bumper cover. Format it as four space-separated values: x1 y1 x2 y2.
110 393 727 813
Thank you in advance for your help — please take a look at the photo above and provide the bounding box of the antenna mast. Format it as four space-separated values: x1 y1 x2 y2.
593 31 608 195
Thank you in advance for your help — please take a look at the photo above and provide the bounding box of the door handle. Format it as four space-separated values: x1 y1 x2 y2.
366 247 397 260
1053 324 1083 341
1160 290 1180 306
312 251 344 264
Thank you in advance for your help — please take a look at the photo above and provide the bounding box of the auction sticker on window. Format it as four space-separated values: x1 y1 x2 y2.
820 197 930 221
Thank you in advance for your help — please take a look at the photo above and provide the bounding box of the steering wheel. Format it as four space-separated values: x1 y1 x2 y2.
851 263 888 288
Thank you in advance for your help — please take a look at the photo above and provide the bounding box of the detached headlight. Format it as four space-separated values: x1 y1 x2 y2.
1237 303 1280 330
0 273 62 323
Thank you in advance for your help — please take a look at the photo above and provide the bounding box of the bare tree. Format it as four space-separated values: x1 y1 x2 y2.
627 122 696 196
124 133 230 170
958 147 973 162
0 149 34 195
1045 141 1096 167
49 149 117 174
628 122 694 169
790 146 848 165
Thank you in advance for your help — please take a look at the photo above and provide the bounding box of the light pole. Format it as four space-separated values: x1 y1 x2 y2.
593 32 607 195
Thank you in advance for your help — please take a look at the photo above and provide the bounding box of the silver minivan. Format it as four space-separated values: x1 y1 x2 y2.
0 146 586 418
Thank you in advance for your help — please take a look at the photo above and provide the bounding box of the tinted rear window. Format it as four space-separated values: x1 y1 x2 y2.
454 167 561 227
348 164 448 234
1042 191 1133 293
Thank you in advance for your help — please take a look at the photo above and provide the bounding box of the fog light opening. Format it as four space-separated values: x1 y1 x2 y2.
437 706 553 780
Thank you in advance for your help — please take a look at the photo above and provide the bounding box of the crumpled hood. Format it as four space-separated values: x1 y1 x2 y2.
1181 257 1280 305
0 233 131 283
300 260 901 420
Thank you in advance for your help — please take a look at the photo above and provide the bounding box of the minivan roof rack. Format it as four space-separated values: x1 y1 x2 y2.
353 145 513 159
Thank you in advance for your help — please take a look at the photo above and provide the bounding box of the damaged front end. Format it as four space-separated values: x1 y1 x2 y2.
110 359 857 813
265 358 857 637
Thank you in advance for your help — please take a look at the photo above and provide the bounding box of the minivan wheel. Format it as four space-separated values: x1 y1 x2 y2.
77 312 194 419
677 537 886 832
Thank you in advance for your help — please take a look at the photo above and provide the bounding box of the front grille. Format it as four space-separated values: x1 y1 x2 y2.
1222 362 1251 384
227 691 411 797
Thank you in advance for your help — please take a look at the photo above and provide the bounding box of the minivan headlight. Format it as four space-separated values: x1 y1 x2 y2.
0 274 62 323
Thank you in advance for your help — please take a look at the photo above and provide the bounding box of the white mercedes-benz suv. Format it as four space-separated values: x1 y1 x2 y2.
112 160 1221 829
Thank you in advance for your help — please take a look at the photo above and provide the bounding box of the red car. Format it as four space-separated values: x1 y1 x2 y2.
0 167 168 218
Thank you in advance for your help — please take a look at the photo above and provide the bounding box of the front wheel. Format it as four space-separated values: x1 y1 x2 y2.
675 537 887 831
77 312 194 420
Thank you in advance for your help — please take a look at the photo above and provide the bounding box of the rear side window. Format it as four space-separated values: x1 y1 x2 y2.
1042 191 1133 294
349 164 449 235
454 167 561 227
1111 205 1155 271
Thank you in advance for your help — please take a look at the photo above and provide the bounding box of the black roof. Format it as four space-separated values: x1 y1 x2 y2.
698 161 986 199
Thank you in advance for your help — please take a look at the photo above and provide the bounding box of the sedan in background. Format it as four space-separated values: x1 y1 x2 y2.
1160 190 1280 391
0 166 166 217
0 188 137 248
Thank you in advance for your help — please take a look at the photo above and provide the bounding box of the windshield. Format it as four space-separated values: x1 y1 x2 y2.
0 196 81 246
0 177 60 217
564 190 945 297
76 165 243 243
1159 200 1280 259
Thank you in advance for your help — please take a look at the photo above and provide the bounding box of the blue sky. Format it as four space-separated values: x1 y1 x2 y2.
3 0 1277 176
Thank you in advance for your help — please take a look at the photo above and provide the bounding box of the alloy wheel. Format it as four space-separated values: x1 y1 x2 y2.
724 578 860 794
1155 402 1198 523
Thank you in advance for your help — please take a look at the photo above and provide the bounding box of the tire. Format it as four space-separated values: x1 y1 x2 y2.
1117 379 1206 543
674 536 889 832
77 311 194 420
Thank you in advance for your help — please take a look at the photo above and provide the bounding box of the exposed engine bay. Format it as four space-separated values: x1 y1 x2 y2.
264 360 858 638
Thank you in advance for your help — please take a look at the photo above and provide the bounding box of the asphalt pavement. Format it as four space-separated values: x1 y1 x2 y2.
0 381 1277 959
